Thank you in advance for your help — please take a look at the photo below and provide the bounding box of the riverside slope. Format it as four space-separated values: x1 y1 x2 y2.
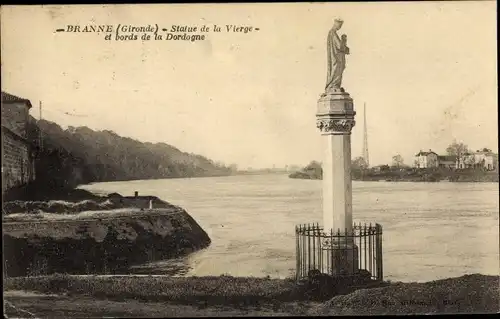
3 273 498 316
3 196 211 277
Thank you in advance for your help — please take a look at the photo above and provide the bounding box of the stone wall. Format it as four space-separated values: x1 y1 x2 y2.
2 130 34 191
3 208 212 277
1 101 35 193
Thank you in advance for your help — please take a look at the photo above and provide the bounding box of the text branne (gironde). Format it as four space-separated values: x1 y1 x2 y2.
60 24 258 42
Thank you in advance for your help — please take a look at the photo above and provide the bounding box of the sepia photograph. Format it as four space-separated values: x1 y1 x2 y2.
1 2 498 317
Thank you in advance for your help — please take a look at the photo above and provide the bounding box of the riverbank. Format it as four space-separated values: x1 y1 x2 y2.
289 168 499 183
3 192 211 277
3 273 498 316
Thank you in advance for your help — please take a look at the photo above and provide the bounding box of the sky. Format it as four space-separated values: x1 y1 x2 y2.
1 2 497 169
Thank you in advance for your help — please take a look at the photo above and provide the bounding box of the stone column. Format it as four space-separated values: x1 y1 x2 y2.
316 91 358 275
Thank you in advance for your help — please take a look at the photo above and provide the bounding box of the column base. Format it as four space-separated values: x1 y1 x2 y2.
320 244 359 276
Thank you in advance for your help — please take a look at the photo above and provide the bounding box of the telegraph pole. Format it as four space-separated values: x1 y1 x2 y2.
39 101 43 150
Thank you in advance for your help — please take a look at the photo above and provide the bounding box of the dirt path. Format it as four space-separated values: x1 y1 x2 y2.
3 291 298 318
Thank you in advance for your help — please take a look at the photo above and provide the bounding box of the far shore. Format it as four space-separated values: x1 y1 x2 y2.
289 168 499 183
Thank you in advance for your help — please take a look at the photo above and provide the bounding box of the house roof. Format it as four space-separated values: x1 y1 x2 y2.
415 150 438 156
1 92 33 108
463 151 498 157
473 151 497 156
438 155 457 162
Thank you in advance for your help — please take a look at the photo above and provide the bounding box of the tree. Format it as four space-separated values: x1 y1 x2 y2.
392 154 404 168
304 161 322 172
413 159 419 168
229 164 238 173
29 119 234 188
352 157 368 170
446 141 469 158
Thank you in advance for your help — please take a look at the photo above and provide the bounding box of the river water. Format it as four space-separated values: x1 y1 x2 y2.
80 174 499 283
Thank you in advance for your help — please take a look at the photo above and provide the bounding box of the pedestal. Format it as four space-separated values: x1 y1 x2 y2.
316 90 358 274
320 245 359 275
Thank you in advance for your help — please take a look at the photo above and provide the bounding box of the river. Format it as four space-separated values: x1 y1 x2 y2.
80 174 499 283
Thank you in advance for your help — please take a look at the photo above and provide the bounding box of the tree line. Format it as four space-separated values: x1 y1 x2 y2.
26 117 233 190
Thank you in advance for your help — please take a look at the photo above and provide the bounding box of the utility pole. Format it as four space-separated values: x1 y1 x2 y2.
39 101 43 150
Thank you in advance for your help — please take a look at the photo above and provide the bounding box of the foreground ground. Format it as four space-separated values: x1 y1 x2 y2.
3 273 498 317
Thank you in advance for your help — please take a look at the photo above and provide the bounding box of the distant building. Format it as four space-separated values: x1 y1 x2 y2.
414 150 439 168
1 92 36 193
457 150 498 171
437 155 457 169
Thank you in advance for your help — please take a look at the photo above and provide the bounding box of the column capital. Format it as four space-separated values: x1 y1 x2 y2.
316 117 356 135
316 90 356 135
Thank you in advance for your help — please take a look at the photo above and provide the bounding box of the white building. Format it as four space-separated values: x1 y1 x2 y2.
437 155 457 169
457 150 498 171
414 150 439 168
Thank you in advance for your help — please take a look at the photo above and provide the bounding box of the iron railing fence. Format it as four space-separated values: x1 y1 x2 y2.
295 223 383 282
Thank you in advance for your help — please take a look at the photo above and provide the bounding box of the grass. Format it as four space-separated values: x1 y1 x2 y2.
3 207 182 223
312 273 499 315
4 274 305 307
3 199 121 215
3 273 498 316
2 194 180 219
3 291 301 317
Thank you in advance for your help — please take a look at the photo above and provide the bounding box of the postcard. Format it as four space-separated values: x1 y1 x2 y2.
2 2 498 317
